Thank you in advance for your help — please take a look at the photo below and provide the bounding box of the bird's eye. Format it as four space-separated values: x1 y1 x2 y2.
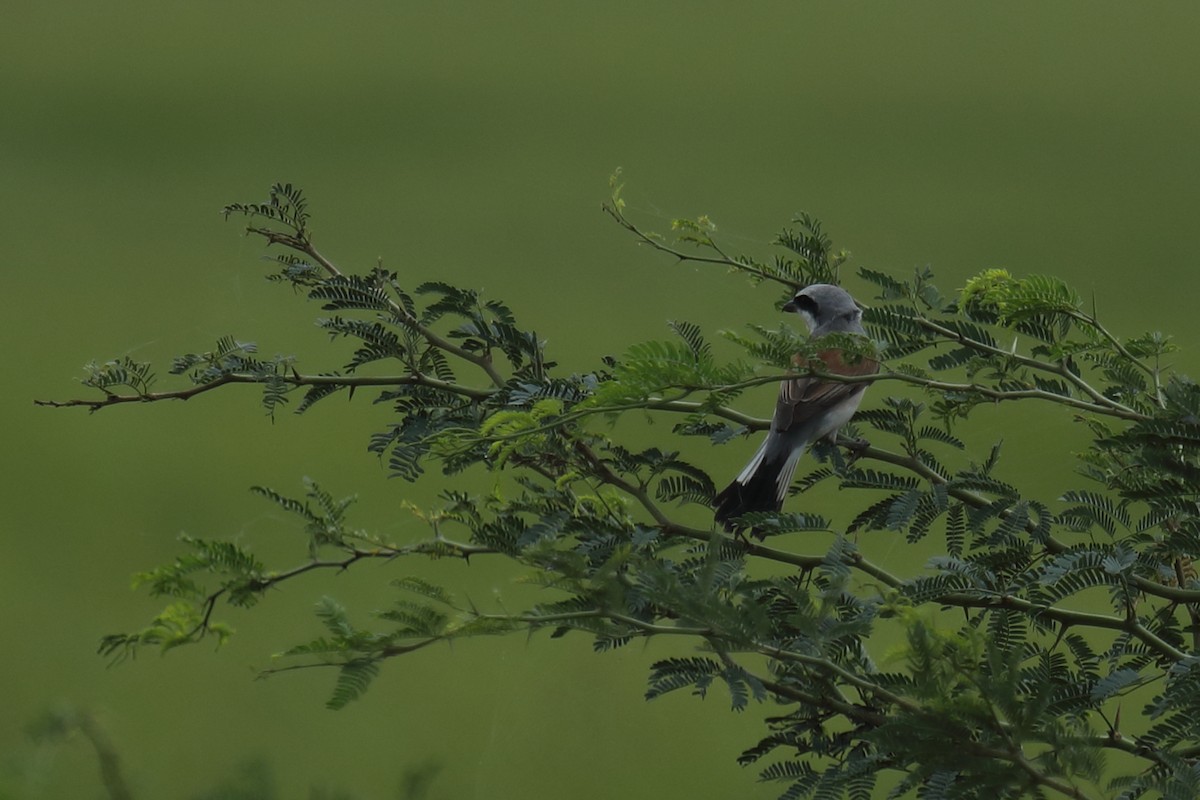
794 294 819 314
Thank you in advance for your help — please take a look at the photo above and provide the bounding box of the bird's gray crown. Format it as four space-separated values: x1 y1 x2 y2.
787 283 862 334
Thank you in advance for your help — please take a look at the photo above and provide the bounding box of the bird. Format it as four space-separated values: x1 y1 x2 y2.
713 283 877 528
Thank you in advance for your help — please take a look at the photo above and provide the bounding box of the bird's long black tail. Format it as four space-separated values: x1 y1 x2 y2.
713 452 791 528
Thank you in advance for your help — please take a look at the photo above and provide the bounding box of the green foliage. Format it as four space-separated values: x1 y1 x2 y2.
223 181 310 235
171 336 296 417
585 321 753 409
49 181 1200 800
251 479 360 555
645 656 766 711
82 356 155 396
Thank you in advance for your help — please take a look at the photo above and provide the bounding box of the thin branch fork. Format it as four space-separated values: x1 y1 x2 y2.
912 316 1140 417
245 223 508 388
185 537 493 643
297 233 506 388
602 203 801 290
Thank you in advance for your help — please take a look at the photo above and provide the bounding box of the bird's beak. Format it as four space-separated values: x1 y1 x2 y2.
782 300 799 313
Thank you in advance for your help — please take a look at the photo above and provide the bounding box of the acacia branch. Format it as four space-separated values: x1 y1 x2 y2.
255 537 493 586
571 440 828 573
455 372 1193 612
1067 307 1167 410
913 316 1138 417
488 609 714 637
257 636 442 680
467 366 1145 451
683 367 1148 421
842 437 1200 606
567 407 1194 663
185 537 492 643
572 432 1198 650
603 203 800 290
1065 308 1156 380
247 225 508 388
543 604 1099 800
35 370 493 411
755 658 1096 800
943 592 1188 662
608 200 1141 423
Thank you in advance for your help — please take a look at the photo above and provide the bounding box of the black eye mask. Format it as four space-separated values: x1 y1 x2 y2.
794 294 819 315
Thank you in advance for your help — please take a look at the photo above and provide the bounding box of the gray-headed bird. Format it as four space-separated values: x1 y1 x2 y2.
714 284 877 527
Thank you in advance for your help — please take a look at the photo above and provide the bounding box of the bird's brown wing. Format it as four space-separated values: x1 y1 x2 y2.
774 349 879 432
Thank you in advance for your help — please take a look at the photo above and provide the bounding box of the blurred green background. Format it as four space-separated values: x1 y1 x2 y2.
5 2 1200 797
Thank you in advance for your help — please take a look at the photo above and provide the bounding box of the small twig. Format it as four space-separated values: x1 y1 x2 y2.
603 203 800 290
257 637 442 679
184 538 492 643
1067 308 1158 383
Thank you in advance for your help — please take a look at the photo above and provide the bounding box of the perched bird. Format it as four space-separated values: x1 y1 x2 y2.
713 284 877 527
